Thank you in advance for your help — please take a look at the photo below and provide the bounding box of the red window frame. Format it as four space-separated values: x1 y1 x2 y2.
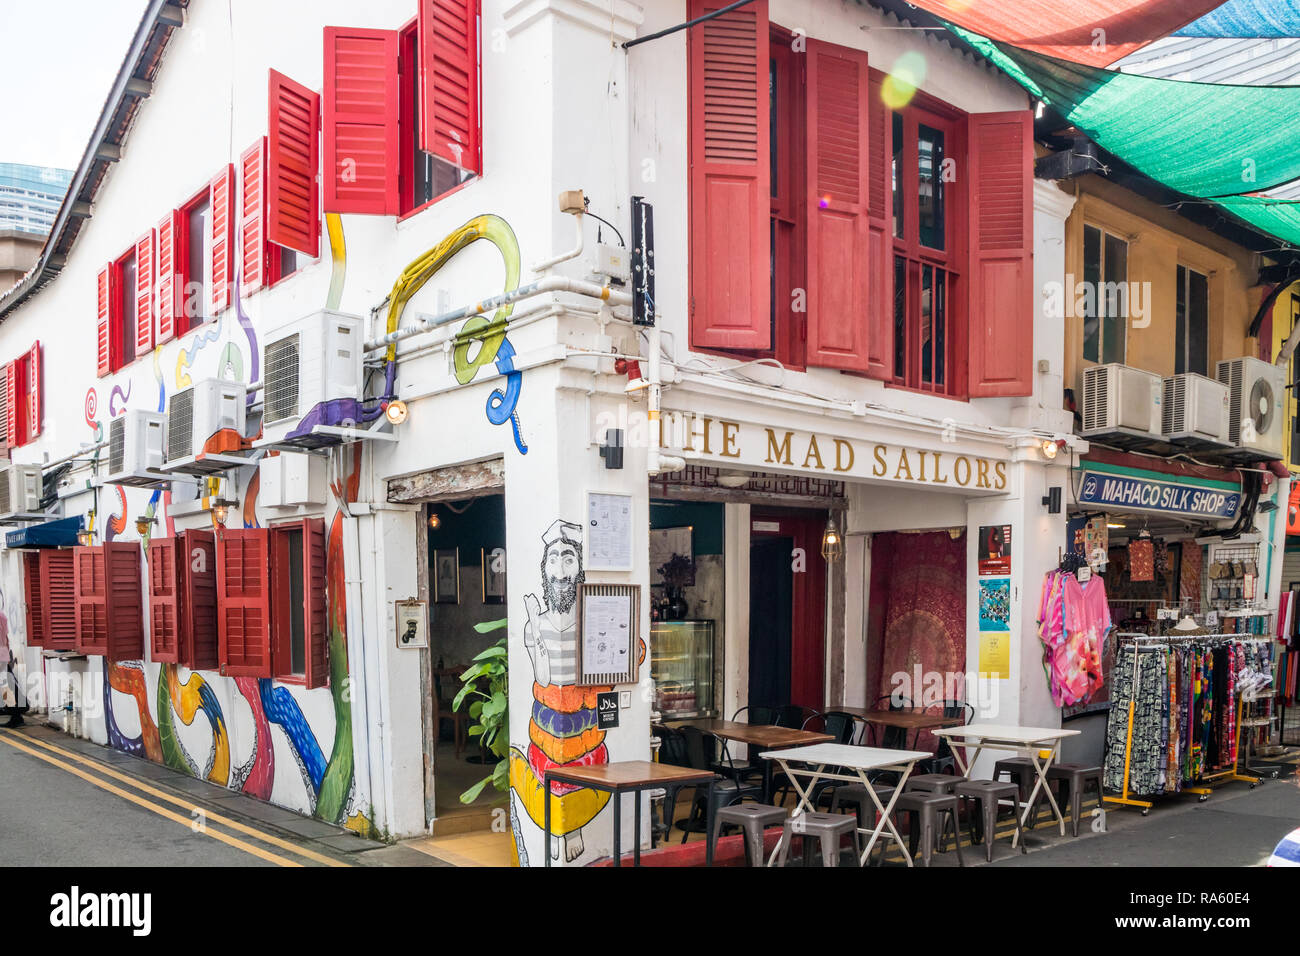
4 341 42 448
269 518 329 687
148 530 218 669
23 552 44 648
73 542 144 661
41 550 77 651
100 247 139 374
176 185 212 334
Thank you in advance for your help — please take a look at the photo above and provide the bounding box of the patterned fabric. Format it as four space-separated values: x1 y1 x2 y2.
1104 646 1168 794
1128 538 1154 582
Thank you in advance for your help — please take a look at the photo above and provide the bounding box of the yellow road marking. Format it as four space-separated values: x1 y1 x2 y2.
15 732 350 868
0 732 302 867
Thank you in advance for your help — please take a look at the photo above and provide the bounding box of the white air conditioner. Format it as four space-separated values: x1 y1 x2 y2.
1162 373 1230 448
166 378 247 463
1081 364 1163 442
1217 356 1286 459
259 452 327 507
102 410 168 486
260 309 364 448
0 463 42 518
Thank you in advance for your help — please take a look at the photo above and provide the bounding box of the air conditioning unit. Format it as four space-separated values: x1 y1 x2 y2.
259 309 365 449
0 463 42 518
1217 356 1286 460
1081 364 1163 446
101 410 169 487
163 378 248 476
1162 373 1230 449
259 452 327 507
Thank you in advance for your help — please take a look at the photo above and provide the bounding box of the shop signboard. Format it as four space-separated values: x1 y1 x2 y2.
1075 470 1240 520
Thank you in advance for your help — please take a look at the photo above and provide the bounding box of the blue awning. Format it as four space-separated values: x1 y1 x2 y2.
5 515 84 549
1175 1 1300 38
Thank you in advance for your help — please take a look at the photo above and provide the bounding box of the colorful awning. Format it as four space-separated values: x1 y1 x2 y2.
4 515 82 549
903 0 1226 66
1175 0 1300 38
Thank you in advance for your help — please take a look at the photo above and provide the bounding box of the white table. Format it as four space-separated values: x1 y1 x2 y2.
932 724 1080 847
759 743 931 867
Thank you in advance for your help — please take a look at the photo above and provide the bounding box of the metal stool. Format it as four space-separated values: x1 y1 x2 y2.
955 779 1027 862
709 803 789 866
993 757 1050 828
904 773 967 795
876 788 965 867
1046 763 1103 837
775 812 862 867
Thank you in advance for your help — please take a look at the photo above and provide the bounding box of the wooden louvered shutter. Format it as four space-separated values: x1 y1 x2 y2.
687 0 770 351
74 545 109 655
185 529 219 671
419 0 480 174
323 27 401 216
148 537 180 663
216 528 272 678
805 41 871 372
42 550 77 651
209 164 235 314
135 231 155 353
26 341 41 441
304 518 329 688
240 138 269 294
967 109 1034 398
105 541 144 661
156 209 181 343
864 72 893 380
23 552 44 647
96 263 113 376
3 361 15 449
268 71 321 256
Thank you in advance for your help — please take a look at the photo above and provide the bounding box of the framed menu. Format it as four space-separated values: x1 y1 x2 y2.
576 583 640 685
586 491 634 571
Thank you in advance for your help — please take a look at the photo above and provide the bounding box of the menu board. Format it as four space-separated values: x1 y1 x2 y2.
586 492 634 571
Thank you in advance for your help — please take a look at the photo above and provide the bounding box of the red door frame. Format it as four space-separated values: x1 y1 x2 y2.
750 509 827 710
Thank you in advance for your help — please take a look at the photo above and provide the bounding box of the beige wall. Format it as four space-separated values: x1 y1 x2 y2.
0 230 43 296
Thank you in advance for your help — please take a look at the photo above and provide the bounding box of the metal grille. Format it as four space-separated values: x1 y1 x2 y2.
264 333 301 425
1218 358 1245 443
1163 374 1186 434
0 469 11 515
109 416 126 474
167 388 193 462
1082 365 1108 432
653 464 845 500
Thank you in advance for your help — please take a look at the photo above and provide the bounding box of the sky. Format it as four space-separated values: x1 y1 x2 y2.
0 0 150 171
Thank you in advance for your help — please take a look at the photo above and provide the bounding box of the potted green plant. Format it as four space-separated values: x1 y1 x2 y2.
454 618 509 803
657 553 695 620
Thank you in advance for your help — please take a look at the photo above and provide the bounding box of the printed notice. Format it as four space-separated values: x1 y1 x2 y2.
979 632 1010 679
587 492 634 570
582 593 631 674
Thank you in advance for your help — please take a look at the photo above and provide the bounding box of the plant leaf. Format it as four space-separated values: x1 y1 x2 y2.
459 776 493 804
474 618 509 633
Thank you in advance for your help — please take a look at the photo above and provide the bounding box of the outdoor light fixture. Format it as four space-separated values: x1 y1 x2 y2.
135 516 156 537
1040 487 1062 514
385 400 409 426
77 530 93 547
1040 438 1059 460
211 499 236 526
428 511 441 531
821 517 843 562
716 470 751 489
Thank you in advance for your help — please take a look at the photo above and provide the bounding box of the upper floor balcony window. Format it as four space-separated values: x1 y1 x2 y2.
1081 224 1128 366
1175 263 1209 377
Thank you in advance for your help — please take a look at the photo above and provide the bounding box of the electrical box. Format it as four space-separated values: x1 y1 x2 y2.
259 452 327 507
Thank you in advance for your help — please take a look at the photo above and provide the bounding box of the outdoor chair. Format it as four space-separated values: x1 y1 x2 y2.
675 725 761 842
915 699 974 776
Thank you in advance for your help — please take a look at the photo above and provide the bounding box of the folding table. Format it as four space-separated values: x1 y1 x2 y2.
931 724 1081 846
758 743 931 867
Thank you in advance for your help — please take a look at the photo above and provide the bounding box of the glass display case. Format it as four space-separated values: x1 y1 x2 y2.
650 620 716 719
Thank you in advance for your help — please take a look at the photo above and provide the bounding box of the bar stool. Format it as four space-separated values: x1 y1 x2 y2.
1046 763 1103 837
775 812 862 867
904 773 967 795
709 803 789 867
876 787 965 867
955 779 1027 863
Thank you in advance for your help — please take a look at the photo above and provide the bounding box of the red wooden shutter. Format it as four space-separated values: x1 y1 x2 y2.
268 70 321 256
3 361 16 449
303 517 329 688
185 529 219 671
105 541 144 661
805 41 871 372
865 72 894 380
74 546 109 655
967 109 1034 398
209 164 235 314
240 138 268 294
419 0 480 174
41 551 77 651
216 528 272 678
687 0 770 350
96 263 113 376
23 552 44 648
323 27 401 216
134 230 155 353
148 537 180 663
156 209 181 343
27 341 41 440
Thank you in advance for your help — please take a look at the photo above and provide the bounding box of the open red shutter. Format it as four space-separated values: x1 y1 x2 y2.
216 528 271 678
687 0 770 351
240 138 268 294
865 72 894 380
805 41 870 372
303 518 329 688
96 264 113 376
967 109 1034 398
419 0 480 174
323 27 401 215
134 231 155 353
23 552 44 647
156 209 181 343
42 551 77 651
105 541 144 661
209 164 235 314
185 529 219 671
148 537 180 663
268 70 321 256
74 546 109 655
3 361 16 449
26 341 41 440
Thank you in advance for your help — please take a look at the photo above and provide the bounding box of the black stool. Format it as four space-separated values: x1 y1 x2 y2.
775 812 862 867
955 779 1027 862
877 788 965 867
709 803 788 866
1046 763 1103 837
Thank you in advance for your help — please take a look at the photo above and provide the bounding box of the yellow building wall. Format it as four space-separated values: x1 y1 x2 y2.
1269 284 1300 471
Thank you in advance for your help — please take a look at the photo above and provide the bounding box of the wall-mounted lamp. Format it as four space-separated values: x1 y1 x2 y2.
1040 439 1059 460
77 530 93 547
428 511 441 531
599 428 624 470
135 515 156 537
821 517 844 562
385 400 409 426
1041 487 1062 514
211 499 236 526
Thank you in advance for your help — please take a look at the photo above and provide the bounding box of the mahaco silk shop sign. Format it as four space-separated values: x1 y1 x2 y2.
659 413 1009 491
1075 470 1240 520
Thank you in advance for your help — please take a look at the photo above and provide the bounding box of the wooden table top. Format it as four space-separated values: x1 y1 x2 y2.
851 710 966 730
680 720 834 749
543 760 716 790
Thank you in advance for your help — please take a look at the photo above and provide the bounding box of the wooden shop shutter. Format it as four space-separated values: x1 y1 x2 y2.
419 0 480 173
240 138 269 294
74 546 108 655
864 71 893 380
148 536 180 663
184 529 219 671
268 70 321 256
156 209 181 343
23 552 43 647
304 518 329 688
104 541 144 661
209 164 236 314
216 527 272 678
41 550 77 651
26 341 42 441
2 361 15 451
134 230 155 353
323 27 400 216
96 263 114 376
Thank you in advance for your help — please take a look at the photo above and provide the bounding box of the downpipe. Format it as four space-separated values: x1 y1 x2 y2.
646 325 685 476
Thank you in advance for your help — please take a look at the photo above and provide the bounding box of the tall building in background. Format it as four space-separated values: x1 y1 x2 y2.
0 163 72 292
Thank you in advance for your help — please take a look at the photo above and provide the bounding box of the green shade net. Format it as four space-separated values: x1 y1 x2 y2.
1209 196 1300 249
948 24 1300 199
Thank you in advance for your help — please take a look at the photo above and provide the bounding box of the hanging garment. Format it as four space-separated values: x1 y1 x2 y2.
1104 645 1169 795
1128 538 1155 582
